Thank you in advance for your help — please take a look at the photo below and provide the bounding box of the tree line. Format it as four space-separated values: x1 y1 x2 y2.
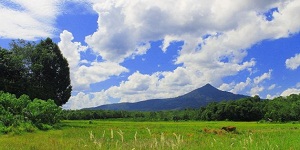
62 94 300 122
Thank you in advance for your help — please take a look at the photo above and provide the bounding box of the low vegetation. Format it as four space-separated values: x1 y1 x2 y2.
1 120 300 149
0 91 62 134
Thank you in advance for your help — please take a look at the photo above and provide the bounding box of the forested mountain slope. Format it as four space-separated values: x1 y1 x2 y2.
86 84 248 111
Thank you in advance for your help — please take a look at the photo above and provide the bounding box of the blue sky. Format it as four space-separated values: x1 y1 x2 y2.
1 0 300 109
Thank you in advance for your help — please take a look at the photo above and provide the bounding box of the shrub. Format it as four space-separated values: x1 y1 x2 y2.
20 122 37 133
25 99 62 126
0 126 12 134
0 107 14 126
36 123 53 131
0 91 62 133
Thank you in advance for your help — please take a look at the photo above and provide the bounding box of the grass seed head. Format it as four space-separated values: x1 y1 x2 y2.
134 131 137 142
89 131 94 140
102 130 106 138
117 130 124 142
146 127 151 136
111 129 114 139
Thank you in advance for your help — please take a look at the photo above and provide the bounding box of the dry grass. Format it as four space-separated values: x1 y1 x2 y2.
87 128 184 149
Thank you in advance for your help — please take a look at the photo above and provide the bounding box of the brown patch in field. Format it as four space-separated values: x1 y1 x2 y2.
203 128 225 135
221 126 236 132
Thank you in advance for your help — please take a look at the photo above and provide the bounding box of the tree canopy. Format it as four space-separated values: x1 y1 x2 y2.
0 38 72 106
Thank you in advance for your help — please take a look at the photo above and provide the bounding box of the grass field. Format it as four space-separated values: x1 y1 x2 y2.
1 120 300 150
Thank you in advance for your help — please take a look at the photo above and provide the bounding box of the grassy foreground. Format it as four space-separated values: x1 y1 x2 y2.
0 120 300 150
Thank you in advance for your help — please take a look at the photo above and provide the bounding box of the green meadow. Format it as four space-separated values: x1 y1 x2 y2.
1 120 300 150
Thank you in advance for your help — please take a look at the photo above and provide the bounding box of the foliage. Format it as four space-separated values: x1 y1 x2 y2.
0 91 62 134
62 94 300 122
0 47 28 97
0 38 72 106
25 99 62 127
264 94 300 122
199 96 266 121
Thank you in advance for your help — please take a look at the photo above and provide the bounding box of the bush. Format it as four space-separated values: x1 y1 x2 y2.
0 91 62 134
0 106 14 126
36 123 53 131
0 126 12 134
19 122 37 133
25 99 62 126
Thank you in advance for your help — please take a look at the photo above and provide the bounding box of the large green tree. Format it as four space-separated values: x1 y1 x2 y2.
28 38 72 106
0 38 72 106
0 47 28 97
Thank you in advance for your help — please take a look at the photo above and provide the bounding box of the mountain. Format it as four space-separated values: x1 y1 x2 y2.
86 84 249 111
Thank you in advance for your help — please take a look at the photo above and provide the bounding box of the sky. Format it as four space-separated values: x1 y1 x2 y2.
1 0 300 110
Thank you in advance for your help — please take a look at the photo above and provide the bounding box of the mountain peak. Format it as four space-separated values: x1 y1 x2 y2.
185 83 220 97
87 83 249 111
202 83 215 88
199 83 219 91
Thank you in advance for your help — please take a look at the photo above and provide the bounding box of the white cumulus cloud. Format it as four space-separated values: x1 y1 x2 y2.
250 86 264 96
230 78 252 94
281 88 300 97
106 69 199 103
58 30 88 69
85 0 284 63
63 91 109 110
253 70 272 84
58 30 129 91
220 70 273 96
286 53 300 70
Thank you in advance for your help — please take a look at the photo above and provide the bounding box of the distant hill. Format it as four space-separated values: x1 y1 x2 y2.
86 84 249 111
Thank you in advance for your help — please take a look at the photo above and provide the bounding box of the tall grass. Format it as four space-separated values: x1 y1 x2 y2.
87 128 184 149
0 120 299 149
